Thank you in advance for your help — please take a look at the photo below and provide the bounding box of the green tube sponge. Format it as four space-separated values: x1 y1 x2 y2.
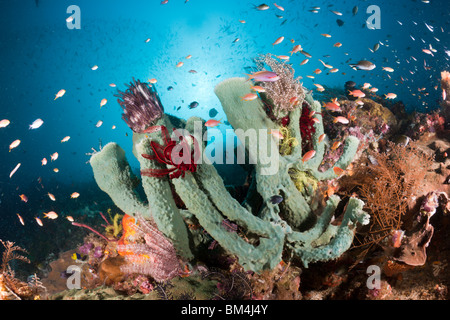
90 142 149 218
133 119 194 260
214 76 368 269
171 116 286 271
90 118 194 260
289 197 369 267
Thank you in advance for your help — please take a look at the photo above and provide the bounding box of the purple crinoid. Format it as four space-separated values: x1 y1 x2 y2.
115 78 164 133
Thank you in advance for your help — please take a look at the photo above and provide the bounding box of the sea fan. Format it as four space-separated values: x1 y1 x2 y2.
118 214 183 282
115 78 164 133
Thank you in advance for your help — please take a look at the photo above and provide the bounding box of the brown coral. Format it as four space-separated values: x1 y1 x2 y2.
339 141 433 262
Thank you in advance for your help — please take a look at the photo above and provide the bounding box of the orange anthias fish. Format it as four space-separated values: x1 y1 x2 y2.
333 166 345 176
70 192 80 199
277 55 290 60
246 71 280 82
272 36 285 46
19 194 28 203
50 152 59 161
333 116 350 124
0 119 10 128
35 217 43 227
270 129 284 140
349 90 366 98
385 93 397 99
251 85 266 93
273 3 284 11
289 96 299 105
9 139 21 152
43 211 58 219
241 93 258 101
48 193 56 201
302 150 316 163
54 89 66 100
331 141 341 150
318 133 326 143
143 125 163 134
324 102 342 112
9 163 21 178
290 44 302 55
17 214 25 226
100 98 107 108
205 119 222 127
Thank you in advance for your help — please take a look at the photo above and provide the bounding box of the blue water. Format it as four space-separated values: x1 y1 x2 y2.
0 0 448 261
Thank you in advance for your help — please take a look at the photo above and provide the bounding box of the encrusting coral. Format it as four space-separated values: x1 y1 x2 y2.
88 62 369 272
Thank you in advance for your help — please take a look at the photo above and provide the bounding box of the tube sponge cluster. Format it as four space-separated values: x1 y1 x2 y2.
89 77 369 272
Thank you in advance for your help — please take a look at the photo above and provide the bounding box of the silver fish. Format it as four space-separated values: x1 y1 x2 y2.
255 4 269 10
349 60 376 71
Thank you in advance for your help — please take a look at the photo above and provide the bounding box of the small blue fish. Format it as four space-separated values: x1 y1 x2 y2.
270 195 283 204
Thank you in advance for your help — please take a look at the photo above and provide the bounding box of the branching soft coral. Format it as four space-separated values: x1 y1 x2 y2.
339 141 433 262
1 239 30 275
0 240 32 300
254 53 306 119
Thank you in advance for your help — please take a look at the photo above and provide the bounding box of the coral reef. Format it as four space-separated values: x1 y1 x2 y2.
49 273 218 300
88 68 368 273
320 97 397 172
